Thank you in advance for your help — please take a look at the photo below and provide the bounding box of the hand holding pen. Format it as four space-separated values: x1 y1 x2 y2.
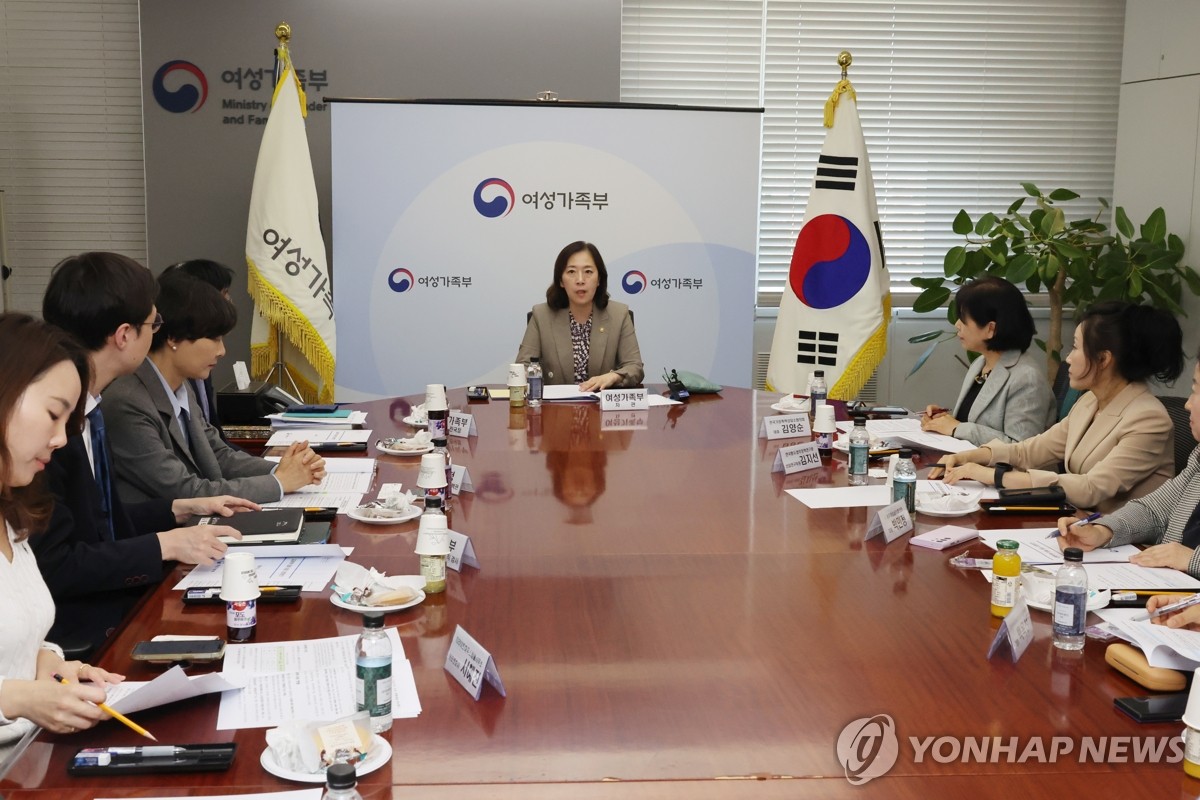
920 405 959 435
1139 593 1200 628
1053 513 1113 551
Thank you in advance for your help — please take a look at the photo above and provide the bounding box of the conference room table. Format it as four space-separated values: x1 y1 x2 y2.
2 387 1198 799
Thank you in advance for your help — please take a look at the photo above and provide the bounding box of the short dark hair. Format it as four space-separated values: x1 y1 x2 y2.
1078 301 1184 383
0 313 90 540
954 276 1036 352
161 259 235 292
151 271 237 352
43 252 157 352
546 241 610 311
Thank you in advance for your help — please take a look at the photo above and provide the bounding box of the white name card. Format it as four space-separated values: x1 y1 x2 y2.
447 411 477 438
771 441 822 474
444 625 506 701
446 530 480 572
600 388 648 411
450 464 474 495
232 361 251 391
601 410 648 431
864 500 913 543
760 413 811 440
986 597 1033 663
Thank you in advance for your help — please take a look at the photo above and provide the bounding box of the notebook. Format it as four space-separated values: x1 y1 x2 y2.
194 507 306 544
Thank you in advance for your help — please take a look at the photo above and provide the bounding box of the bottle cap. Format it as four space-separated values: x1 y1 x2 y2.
1063 547 1084 562
996 539 1020 551
852 412 867 423
530 356 540 364
326 762 357 790
898 447 913 459
813 369 824 377
362 612 385 628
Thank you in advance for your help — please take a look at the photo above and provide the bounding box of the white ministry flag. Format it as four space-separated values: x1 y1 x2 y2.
766 77 889 399
246 41 336 403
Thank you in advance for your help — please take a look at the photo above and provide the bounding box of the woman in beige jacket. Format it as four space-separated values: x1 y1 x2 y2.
933 302 1184 513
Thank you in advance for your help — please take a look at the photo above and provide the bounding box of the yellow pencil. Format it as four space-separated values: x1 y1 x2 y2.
53 673 157 741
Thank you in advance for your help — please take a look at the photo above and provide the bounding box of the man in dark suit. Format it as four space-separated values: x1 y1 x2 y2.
36 252 254 654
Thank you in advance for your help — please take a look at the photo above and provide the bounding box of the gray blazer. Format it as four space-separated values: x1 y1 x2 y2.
102 360 282 504
516 302 644 387
950 348 1055 445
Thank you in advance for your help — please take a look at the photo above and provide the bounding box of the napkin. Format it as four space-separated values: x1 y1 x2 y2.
333 562 426 607
914 489 982 516
409 402 428 423
265 712 374 773
355 490 418 518
776 395 809 412
379 431 432 451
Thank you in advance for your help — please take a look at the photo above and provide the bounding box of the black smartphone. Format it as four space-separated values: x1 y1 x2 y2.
68 743 236 775
1114 693 1189 723
131 638 226 662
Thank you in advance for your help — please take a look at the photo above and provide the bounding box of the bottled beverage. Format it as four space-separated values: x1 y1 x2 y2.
527 358 544 407
809 370 828 410
225 599 256 642
355 613 392 733
848 413 870 486
508 363 526 408
991 539 1021 618
322 762 364 800
418 501 448 594
1052 546 1087 651
891 447 916 513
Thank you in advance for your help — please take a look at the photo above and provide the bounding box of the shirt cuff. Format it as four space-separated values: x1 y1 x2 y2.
0 677 12 724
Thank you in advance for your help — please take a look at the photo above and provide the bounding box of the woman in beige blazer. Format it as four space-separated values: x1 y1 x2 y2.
516 241 644 390
933 302 1184 513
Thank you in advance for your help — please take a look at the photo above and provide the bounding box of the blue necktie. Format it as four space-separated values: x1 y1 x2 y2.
179 407 192 450
87 406 115 541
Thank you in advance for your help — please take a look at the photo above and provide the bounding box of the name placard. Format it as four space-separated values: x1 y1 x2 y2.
446 530 480 572
444 625 507 701
986 598 1033 663
450 464 474 495
447 411 477 438
864 500 913 543
771 441 821 474
600 388 648 411
601 410 648 431
760 413 811 440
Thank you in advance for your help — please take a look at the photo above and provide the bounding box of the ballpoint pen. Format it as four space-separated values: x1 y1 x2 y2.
1046 512 1102 537
1132 592 1200 621
53 673 157 741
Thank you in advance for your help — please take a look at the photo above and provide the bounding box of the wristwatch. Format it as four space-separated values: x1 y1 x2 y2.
994 462 1013 489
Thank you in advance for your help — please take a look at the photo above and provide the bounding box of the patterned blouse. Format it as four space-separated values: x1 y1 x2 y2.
569 314 592 383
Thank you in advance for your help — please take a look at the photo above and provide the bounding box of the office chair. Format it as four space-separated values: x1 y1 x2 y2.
1157 395 1195 476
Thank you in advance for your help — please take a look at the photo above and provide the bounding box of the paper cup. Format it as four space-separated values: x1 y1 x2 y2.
812 404 837 434
417 452 448 488
1183 669 1200 729
220 551 260 602
415 513 451 555
425 384 448 412
507 363 527 387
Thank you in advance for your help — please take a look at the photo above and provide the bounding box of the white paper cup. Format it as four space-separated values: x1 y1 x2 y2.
1183 669 1200 729
425 384 448 411
415 513 451 555
812 404 837 434
220 551 260 602
507 363 527 387
417 452 448 488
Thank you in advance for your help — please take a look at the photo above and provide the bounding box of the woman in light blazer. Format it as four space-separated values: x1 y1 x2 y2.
516 241 644 390
103 271 324 505
921 277 1054 445
935 301 1184 513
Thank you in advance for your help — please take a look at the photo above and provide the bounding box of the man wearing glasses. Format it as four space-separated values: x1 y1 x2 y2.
35 252 256 655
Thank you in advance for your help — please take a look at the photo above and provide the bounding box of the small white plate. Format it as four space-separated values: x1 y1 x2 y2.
770 401 809 414
260 734 392 783
402 415 428 428
330 588 426 613
1025 588 1111 614
376 441 434 456
347 505 422 525
915 500 981 517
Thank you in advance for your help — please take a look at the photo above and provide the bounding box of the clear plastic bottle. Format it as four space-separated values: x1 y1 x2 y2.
809 370 828 411
891 447 916 513
848 413 870 486
322 762 364 800
355 613 392 732
1052 546 1087 651
527 358 544 408
991 539 1021 618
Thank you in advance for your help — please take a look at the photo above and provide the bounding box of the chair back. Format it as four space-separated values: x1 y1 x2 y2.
1158 395 1194 476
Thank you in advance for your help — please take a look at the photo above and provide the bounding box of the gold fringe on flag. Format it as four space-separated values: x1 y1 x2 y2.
247 256 336 403
823 51 857 128
830 294 891 400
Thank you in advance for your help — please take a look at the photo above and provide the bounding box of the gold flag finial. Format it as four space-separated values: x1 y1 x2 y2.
824 51 857 128
275 22 291 45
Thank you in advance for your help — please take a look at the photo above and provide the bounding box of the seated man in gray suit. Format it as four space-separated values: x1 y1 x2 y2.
102 270 325 505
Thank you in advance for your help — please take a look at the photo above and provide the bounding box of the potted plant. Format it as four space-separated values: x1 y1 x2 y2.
908 183 1200 383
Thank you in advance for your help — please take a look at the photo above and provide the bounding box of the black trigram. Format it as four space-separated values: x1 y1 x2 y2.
797 330 838 366
815 154 858 191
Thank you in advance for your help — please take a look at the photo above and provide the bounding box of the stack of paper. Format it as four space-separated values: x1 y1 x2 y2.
1096 607 1200 670
834 417 973 454
979 529 1141 565
267 410 368 429
173 545 348 592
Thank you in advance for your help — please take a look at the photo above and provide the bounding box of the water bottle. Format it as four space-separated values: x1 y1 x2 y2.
848 413 870 486
355 613 392 732
527 358 544 407
891 447 916 513
809 370 828 411
1053 547 1087 651
321 762 364 800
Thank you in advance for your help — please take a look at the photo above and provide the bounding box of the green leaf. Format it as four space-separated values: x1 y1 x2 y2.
906 339 944 379
1051 241 1086 260
907 329 949 344
1183 267 1200 296
1007 253 1039 284
1048 188 1080 201
982 245 1007 267
1098 197 1110 209
1141 207 1167 244
952 209 973 236
1169 233 1186 256
944 246 966 277
912 286 953 314
1006 197 1027 215
1115 206 1134 239
911 276 946 290
1021 182 1041 198
974 212 998 236
1128 272 1143 298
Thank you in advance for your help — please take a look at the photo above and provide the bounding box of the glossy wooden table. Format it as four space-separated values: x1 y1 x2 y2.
4 388 1199 799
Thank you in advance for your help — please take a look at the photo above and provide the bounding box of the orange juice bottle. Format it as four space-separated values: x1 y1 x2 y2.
991 540 1021 618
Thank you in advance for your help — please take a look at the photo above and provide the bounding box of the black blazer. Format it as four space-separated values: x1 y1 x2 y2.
31 433 176 651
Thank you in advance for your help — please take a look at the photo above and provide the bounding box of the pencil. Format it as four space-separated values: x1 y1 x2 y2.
52 673 157 741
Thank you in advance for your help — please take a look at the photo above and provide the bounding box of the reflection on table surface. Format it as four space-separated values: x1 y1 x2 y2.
2 387 1194 798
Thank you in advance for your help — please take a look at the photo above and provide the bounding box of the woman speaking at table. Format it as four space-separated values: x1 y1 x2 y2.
0 314 123 741
920 276 1055 445
102 271 324 505
934 301 1182 513
516 241 644 391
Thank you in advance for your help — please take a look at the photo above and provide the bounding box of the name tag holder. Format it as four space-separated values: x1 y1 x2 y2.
760 414 811 440
600 388 648 411
771 441 822 474
864 500 913 543
987 598 1033 662
450 464 474 495
444 625 506 701
448 411 477 438
446 530 480 572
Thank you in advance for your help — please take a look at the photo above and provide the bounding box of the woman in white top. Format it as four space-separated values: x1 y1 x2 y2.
0 313 124 742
